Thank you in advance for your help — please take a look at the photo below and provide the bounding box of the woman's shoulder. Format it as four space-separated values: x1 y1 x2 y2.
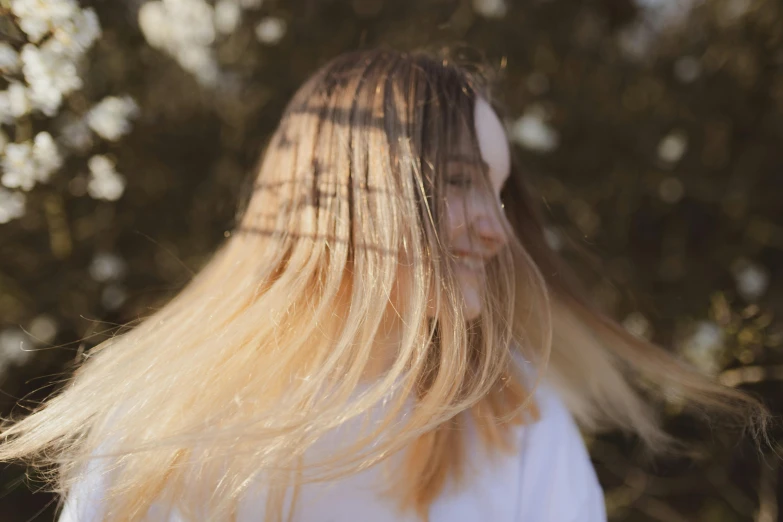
432 373 605 522
510 351 583 438
511 377 607 521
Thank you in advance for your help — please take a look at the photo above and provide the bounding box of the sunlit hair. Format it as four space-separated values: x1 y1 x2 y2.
0 49 767 522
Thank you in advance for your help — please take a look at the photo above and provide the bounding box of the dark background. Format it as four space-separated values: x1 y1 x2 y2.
1 0 782 520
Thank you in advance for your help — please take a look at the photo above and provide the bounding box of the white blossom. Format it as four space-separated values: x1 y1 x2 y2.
0 95 10 125
622 312 654 340
87 155 125 201
0 82 31 123
138 1 170 49
0 43 21 73
57 113 94 152
139 0 221 86
0 2 131 225
102 284 127 310
12 13 51 45
21 43 83 116
165 0 217 45
680 321 724 375
633 0 699 28
0 133 62 190
617 23 655 61
0 328 34 367
1 142 36 190
734 262 769 301
214 0 242 34
32 131 63 178
86 96 140 141
10 0 81 43
255 17 287 45
472 0 507 19
657 130 688 164
8 82 31 118
2 2 102 124
619 0 700 60
0 188 26 224
177 45 220 86
89 252 127 282
29 315 58 344
510 107 559 153
0 83 32 123
137 0 279 84
49 8 101 57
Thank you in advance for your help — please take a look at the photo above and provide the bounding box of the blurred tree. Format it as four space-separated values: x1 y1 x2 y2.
1 0 781 520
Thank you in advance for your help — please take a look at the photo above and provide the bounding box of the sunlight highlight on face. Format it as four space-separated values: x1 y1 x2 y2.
445 97 512 320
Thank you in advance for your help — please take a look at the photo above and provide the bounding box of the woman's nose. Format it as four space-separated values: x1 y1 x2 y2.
471 212 508 255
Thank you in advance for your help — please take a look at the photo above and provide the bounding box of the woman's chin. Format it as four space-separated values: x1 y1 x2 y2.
457 276 484 321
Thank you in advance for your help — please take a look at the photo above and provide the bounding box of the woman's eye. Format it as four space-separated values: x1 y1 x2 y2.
447 175 473 188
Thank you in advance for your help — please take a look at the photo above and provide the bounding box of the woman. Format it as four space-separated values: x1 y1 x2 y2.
0 49 767 522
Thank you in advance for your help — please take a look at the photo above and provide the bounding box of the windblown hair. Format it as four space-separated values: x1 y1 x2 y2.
0 49 767 521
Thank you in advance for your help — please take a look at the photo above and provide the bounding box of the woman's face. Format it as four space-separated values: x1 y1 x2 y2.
445 98 511 320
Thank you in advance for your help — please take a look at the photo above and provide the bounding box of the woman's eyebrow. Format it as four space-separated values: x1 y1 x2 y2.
446 156 489 169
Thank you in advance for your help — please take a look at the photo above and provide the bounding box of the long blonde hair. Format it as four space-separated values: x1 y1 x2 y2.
0 49 767 521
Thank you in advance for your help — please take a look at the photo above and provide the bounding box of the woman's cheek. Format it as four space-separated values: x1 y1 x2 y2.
444 196 467 241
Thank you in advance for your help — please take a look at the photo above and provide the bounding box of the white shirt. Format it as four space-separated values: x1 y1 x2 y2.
60 384 606 522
